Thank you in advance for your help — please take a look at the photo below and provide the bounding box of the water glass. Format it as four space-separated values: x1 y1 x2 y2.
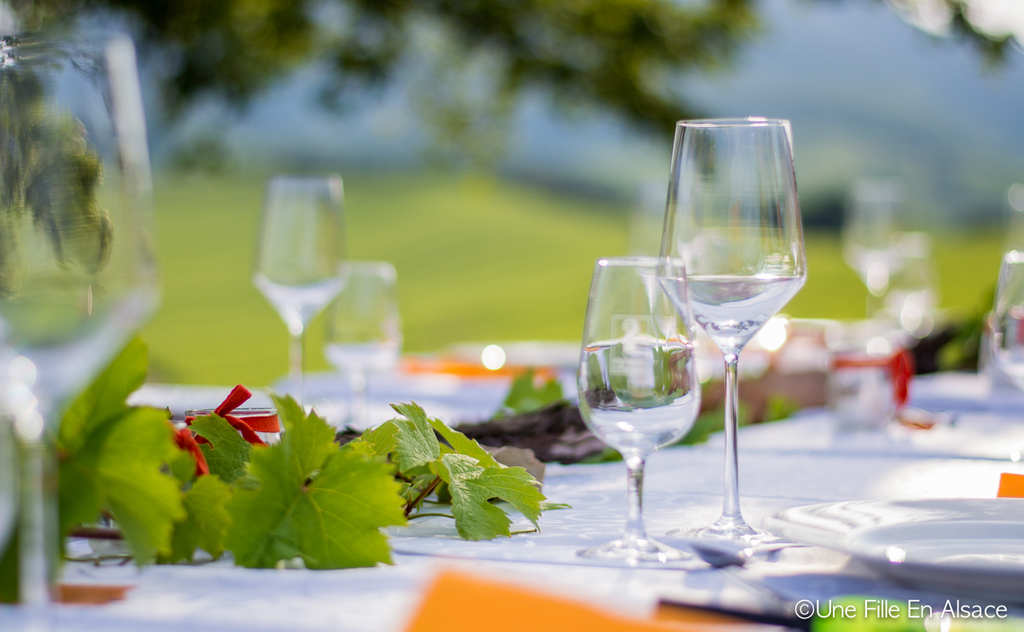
577 257 700 564
325 261 402 428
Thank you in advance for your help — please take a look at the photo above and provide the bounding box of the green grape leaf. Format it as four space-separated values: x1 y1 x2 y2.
473 467 545 528
59 406 186 564
500 369 563 415
191 415 252 484
355 421 400 457
271 393 337 477
224 403 406 569
426 417 500 469
168 450 197 486
389 402 440 473
60 337 148 452
164 475 232 564
432 454 510 540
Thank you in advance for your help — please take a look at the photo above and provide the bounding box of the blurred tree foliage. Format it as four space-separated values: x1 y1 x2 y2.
7 0 1017 152
12 0 759 136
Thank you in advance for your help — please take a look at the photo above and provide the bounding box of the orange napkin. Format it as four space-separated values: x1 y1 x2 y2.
401 357 558 380
404 569 756 632
57 584 131 604
998 472 1024 498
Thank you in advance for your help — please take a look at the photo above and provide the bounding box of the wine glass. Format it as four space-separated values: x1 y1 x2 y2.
253 176 347 403
0 34 158 608
990 250 1024 389
843 179 902 315
325 261 402 429
660 118 806 542
577 257 701 563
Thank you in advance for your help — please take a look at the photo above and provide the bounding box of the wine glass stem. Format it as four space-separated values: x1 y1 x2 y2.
623 452 649 543
722 352 743 521
289 331 304 405
18 436 52 607
349 371 368 427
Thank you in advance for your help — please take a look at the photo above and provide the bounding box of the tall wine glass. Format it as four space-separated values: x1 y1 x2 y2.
0 34 158 609
253 176 347 403
325 261 402 429
577 257 701 563
990 250 1024 389
660 118 806 542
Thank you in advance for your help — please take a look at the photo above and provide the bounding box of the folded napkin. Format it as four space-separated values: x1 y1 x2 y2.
997 472 1024 498
404 569 763 632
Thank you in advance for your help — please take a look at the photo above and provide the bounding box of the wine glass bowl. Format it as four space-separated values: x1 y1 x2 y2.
577 257 701 563
660 118 806 542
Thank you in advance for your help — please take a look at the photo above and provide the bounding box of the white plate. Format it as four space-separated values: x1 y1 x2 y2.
763 499 1024 602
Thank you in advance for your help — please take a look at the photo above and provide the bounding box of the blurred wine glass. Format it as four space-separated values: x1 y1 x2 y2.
843 179 902 315
253 176 347 402
660 118 806 542
577 257 701 563
0 34 158 608
990 250 1024 390
325 261 402 428
883 232 938 338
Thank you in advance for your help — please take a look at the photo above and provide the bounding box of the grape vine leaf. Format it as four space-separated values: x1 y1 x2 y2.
164 474 232 564
57 339 185 564
224 395 406 569
430 453 545 541
426 416 500 469
500 369 563 415
191 415 252 484
60 337 148 452
270 393 336 476
389 402 440 473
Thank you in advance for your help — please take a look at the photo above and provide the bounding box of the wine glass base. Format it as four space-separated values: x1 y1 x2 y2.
578 536 690 565
666 515 777 545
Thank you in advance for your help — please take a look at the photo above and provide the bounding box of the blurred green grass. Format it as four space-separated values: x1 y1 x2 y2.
141 172 1003 386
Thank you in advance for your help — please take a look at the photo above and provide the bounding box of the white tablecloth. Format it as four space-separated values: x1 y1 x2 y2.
5 372 1024 631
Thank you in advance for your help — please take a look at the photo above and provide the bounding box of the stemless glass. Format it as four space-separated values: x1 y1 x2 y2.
0 34 158 608
660 118 806 542
325 261 402 428
990 250 1024 389
253 176 347 402
577 257 701 563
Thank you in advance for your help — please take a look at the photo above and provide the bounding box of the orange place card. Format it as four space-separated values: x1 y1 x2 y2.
998 472 1024 498
57 584 132 604
405 569 762 632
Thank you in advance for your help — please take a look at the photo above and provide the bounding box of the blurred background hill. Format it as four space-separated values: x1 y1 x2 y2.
155 0 1024 227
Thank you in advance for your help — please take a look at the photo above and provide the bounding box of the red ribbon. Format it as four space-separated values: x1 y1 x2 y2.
832 349 915 407
185 384 280 446
172 425 210 477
